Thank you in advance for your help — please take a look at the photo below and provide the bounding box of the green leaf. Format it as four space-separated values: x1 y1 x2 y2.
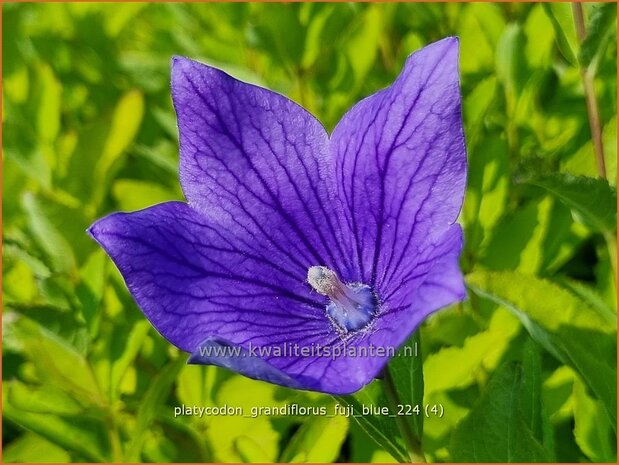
387 331 423 440
573 377 617 462
11 316 102 405
542 3 578 66
558 277 616 325
348 420 399 463
109 321 150 399
22 193 76 275
125 356 186 461
459 3 505 73
463 78 498 142
91 89 144 209
496 24 527 98
252 4 305 66
112 179 179 211
523 5 556 68
528 173 617 233
561 117 617 185
543 366 576 424
176 364 220 408
76 249 108 333
235 436 274 463
344 5 383 88
482 196 586 274
449 362 549 462
61 89 145 212
5 381 85 416
420 390 469 458
280 415 349 462
100 90 145 169
462 134 508 256
91 321 135 395
334 332 435 463
207 376 285 462
519 341 542 439
3 432 71 463
102 3 147 36
467 270 617 426
3 252 41 303
520 341 555 459
424 308 520 396
3 382 109 462
579 3 617 69
335 382 408 463
36 63 62 144
301 5 337 69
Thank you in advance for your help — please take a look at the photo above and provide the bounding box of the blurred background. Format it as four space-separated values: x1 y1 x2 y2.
2 2 617 463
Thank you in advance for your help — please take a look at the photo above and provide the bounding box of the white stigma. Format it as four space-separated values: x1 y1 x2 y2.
307 265 378 333
307 266 342 297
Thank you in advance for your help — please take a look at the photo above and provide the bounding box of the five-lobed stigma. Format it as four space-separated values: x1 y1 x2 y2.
307 266 378 333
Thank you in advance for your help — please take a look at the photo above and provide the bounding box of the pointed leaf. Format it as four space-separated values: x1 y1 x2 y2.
3 382 109 462
528 173 616 233
542 3 578 66
280 415 348 462
467 270 617 426
125 356 185 461
573 377 617 462
450 362 549 462
2 432 71 463
22 193 76 275
579 3 617 68
387 331 423 440
335 381 408 463
11 316 102 405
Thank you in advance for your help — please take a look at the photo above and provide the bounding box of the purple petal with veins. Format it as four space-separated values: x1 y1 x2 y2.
88 37 467 395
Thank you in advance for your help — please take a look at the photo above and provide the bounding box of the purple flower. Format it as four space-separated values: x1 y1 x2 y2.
89 37 467 395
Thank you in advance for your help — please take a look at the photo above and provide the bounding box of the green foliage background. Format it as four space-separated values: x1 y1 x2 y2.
2 2 617 463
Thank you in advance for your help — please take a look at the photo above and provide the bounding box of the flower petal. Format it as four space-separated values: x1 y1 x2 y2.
372 224 466 338
89 41 469 395
188 336 307 390
171 57 354 279
88 202 333 354
188 335 372 394
89 202 377 394
331 37 467 294
207 227 463 395
313 224 466 394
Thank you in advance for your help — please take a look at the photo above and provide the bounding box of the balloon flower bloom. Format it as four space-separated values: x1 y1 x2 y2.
89 37 467 395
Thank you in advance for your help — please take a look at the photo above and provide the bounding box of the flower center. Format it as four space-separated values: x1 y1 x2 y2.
307 266 378 333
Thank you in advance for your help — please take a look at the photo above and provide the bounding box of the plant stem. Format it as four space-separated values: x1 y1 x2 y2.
106 410 124 462
572 2 607 179
572 3 615 288
382 367 426 463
